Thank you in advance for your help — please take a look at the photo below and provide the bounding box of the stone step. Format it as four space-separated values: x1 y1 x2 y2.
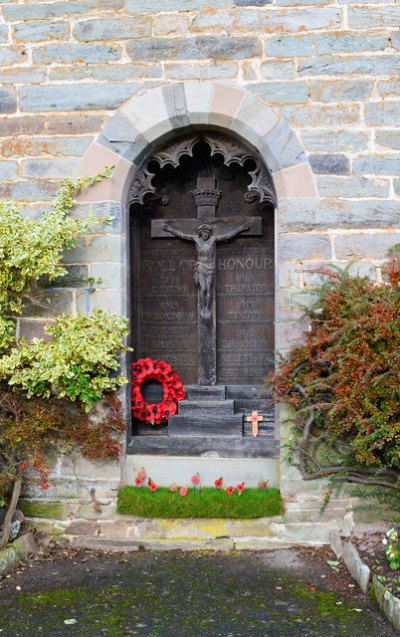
178 400 235 415
168 414 243 437
186 385 226 401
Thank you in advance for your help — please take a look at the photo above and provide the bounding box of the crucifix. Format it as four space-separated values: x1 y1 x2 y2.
151 173 262 385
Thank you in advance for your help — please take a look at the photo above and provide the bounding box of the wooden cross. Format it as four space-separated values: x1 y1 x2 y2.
246 410 263 437
151 173 262 386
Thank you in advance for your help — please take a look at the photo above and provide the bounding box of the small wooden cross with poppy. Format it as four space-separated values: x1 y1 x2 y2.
246 410 263 437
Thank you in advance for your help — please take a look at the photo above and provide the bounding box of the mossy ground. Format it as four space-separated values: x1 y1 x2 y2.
117 485 283 518
0 551 394 637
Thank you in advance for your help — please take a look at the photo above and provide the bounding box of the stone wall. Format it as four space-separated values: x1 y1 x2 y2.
1 0 399 530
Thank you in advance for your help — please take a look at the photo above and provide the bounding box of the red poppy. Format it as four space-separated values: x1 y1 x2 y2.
135 477 143 487
169 483 178 493
237 482 245 493
191 473 200 485
148 481 157 492
215 478 223 489
138 468 147 479
226 486 235 495
180 486 188 497
258 480 268 490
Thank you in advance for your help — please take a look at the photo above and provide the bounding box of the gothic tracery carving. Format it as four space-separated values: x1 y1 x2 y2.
128 133 277 207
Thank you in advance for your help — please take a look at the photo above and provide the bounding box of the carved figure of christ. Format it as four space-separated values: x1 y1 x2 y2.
163 221 249 319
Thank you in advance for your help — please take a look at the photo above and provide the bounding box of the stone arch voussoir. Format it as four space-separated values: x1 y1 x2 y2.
77 82 318 204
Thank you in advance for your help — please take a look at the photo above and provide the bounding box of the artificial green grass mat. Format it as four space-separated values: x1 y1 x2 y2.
117 486 283 519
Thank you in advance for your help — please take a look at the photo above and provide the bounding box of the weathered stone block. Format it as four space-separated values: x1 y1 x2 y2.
0 161 17 180
65 521 101 536
191 11 234 32
154 14 190 36
280 200 400 232
365 102 400 126
300 130 368 153
3 135 92 158
378 77 400 97
19 500 72 520
63 235 124 265
265 33 387 57
126 0 231 11
52 264 89 288
309 154 349 175
348 6 400 29
281 104 360 128
353 155 400 175
0 68 47 85
394 180 400 197
45 114 107 135
22 158 80 179
235 0 272 4
32 43 122 64
72 202 125 234
23 289 74 317
165 61 238 80
126 37 262 61
262 7 341 33
335 234 400 259
162 83 190 128
279 234 332 260
76 289 124 315
49 63 163 82
19 319 53 342
0 25 7 44
0 88 17 114
14 19 69 41
309 80 373 102
261 119 306 172
247 81 309 104
259 60 297 80
3 1 96 21
3 180 59 202
20 83 141 112
73 17 151 41
298 55 400 76
0 47 27 65
317 176 390 199
89 263 124 289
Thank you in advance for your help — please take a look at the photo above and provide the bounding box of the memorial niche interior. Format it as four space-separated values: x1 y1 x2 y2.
128 133 278 458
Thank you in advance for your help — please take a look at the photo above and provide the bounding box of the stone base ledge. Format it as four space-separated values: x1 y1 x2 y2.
0 532 39 576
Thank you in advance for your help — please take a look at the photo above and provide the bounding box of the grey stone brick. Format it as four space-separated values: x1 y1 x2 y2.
0 88 17 114
126 0 231 11
19 83 141 112
262 7 341 32
49 64 162 82
280 200 400 232
19 319 52 343
309 80 373 102
165 61 237 80
261 119 306 172
1 136 92 158
0 180 59 202
394 180 400 197
73 18 151 41
348 6 400 29
191 11 234 32
72 202 125 234
76 289 124 315
298 55 400 77
162 83 190 128
62 235 124 265
0 47 27 65
265 33 387 58
33 43 122 65
247 81 308 104
0 161 17 180
0 68 47 85
335 234 400 260
300 130 368 153
378 77 400 98
22 289 74 318
90 263 124 289
45 114 107 135
235 0 272 4
280 234 332 260
392 30 400 50
52 265 89 288
259 61 297 80
22 158 80 179
317 176 390 199
309 154 349 175
126 37 262 61
375 131 400 151
281 104 360 128
14 20 69 42
3 1 96 21
365 102 400 126
0 25 8 43
102 111 143 144
353 156 400 176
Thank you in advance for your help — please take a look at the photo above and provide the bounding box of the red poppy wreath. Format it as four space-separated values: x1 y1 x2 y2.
131 358 185 425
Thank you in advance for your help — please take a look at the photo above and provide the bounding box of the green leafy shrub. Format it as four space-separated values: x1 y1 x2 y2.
0 310 129 410
267 262 400 490
0 171 129 547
